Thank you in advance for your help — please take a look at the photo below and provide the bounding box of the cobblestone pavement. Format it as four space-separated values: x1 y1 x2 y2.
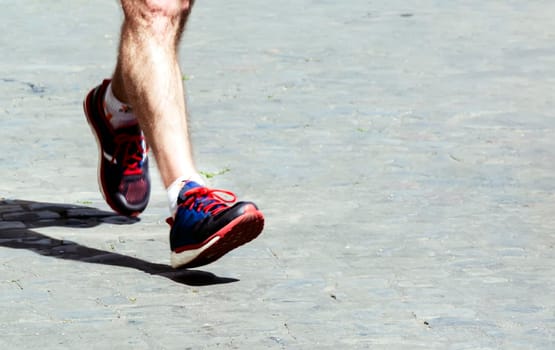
1 1 554 349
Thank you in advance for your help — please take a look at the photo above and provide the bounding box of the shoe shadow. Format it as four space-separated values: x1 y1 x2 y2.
0 199 238 286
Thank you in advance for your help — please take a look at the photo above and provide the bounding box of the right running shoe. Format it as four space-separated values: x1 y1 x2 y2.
83 79 150 217
168 181 265 269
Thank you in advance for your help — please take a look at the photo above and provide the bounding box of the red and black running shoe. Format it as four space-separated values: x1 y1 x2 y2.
167 181 264 269
83 79 150 217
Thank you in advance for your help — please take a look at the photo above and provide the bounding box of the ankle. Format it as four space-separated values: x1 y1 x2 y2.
167 174 206 216
104 81 138 129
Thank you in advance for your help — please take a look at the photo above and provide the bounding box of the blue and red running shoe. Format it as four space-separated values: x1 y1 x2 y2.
83 79 150 217
168 181 264 269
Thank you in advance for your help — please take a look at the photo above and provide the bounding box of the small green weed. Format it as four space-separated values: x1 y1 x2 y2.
200 168 231 179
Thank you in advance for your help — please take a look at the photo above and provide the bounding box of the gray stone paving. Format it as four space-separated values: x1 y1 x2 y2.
1 0 554 349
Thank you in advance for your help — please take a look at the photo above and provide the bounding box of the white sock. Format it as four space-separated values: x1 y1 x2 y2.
103 82 138 129
167 174 206 217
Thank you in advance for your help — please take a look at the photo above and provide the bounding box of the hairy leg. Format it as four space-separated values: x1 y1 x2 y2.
112 0 196 188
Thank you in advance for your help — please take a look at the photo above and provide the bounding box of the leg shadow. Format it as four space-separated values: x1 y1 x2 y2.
0 199 238 286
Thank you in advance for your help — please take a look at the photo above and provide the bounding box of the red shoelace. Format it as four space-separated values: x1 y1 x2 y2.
112 134 148 175
181 187 237 215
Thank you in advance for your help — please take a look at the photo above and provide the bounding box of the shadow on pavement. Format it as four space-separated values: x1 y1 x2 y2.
0 199 238 286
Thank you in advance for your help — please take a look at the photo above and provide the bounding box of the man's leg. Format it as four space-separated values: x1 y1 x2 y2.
112 0 197 189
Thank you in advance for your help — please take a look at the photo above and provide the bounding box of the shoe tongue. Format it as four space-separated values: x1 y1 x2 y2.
177 180 203 201
117 123 141 134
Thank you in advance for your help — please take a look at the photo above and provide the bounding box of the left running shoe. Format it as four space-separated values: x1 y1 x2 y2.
168 181 264 269
83 79 150 217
